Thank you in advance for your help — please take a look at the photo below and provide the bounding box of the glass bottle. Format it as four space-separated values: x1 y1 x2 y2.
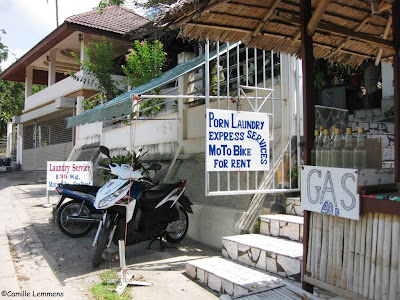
331 128 343 167
317 126 324 165
321 129 331 167
353 127 367 169
311 129 320 166
342 127 354 168
330 125 336 148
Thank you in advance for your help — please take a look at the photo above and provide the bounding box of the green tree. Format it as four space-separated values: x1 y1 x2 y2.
97 0 177 19
68 37 122 102
122 40 166 88
97 0 124 13
122 40 167 115
0 80 24 138
0 29 9 71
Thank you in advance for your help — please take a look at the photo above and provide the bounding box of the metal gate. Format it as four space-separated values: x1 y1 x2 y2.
204 40 302 196
22 110 73 170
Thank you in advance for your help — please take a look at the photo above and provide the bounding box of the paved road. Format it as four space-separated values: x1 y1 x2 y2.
0 171 219 300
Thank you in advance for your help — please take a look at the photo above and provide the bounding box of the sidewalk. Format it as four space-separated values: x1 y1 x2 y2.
0 171 219 300
0 223 20 297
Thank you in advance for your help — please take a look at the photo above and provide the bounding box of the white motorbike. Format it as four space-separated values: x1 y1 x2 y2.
92 146 193 267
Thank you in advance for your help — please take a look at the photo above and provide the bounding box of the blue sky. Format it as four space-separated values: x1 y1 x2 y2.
0 0 142 71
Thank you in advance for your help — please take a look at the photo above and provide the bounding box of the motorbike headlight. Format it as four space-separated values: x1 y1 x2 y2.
98 184 130 208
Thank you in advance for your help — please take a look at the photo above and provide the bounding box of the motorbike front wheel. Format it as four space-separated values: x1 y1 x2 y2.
57 200 93 238
92 214 112 267
166 207 189 243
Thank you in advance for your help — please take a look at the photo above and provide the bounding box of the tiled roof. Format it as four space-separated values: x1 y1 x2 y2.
66 5 151 35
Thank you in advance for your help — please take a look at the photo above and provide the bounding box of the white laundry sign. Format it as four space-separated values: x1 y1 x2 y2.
47 161 93 190
206 109 270 171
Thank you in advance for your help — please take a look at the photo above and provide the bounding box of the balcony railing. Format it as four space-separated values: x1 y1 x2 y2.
24 71 127 112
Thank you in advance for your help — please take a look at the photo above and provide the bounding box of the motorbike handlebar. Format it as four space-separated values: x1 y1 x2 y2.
99 162 110 169
139 177 154 186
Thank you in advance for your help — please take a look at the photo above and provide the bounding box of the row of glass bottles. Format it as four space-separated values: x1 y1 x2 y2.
311 126 367 169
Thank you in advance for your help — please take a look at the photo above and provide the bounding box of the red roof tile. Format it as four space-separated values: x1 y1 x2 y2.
66 5 151 35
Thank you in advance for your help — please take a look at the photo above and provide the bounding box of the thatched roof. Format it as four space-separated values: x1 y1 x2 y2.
157 0 396 66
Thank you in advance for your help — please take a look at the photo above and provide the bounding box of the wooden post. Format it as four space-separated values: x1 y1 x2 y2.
300 0 315 293
393 0 400 182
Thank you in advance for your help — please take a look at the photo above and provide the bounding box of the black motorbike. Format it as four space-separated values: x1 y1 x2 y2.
91 146 193 267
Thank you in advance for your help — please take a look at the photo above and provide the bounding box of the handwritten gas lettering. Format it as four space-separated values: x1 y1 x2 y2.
301 166 359 220
341 173 357 211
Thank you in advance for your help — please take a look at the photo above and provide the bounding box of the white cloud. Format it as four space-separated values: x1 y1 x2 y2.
0 1 149 72
12 0 99 29
0 0 99 71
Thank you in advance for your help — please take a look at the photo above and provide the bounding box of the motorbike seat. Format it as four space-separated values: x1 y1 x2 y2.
137 181 182 203
58 184 101 194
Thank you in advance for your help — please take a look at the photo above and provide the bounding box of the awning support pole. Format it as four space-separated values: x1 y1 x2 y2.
300 0 315 294
393 0 400 183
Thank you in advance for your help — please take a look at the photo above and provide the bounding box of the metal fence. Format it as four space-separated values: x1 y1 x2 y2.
204 40 302 196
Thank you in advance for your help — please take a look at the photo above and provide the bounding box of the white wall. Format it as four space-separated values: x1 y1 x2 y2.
75 122 103 148
6 122 13 158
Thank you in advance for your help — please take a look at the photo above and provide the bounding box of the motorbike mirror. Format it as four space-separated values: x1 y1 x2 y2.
136 148 143 158
99 146 111 159
148 163 161 171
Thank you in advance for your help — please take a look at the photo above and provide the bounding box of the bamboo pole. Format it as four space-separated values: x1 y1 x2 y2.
307 212 314 274
331 216 338 285
363 212 374 297
375 15 393 66
358 213 367 294
352 218 361 293
341 218 350 289
320 214 330 283
314 213 323 279
347 219 356 291
374 213 385 300
369 213 379 299
307 0 332 35
336 217 344 287
390 215 399 300
382 214 393 300
327 215 335 284
332 216 338 285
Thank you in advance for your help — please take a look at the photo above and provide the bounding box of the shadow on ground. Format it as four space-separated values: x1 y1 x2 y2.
3 171 219 291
